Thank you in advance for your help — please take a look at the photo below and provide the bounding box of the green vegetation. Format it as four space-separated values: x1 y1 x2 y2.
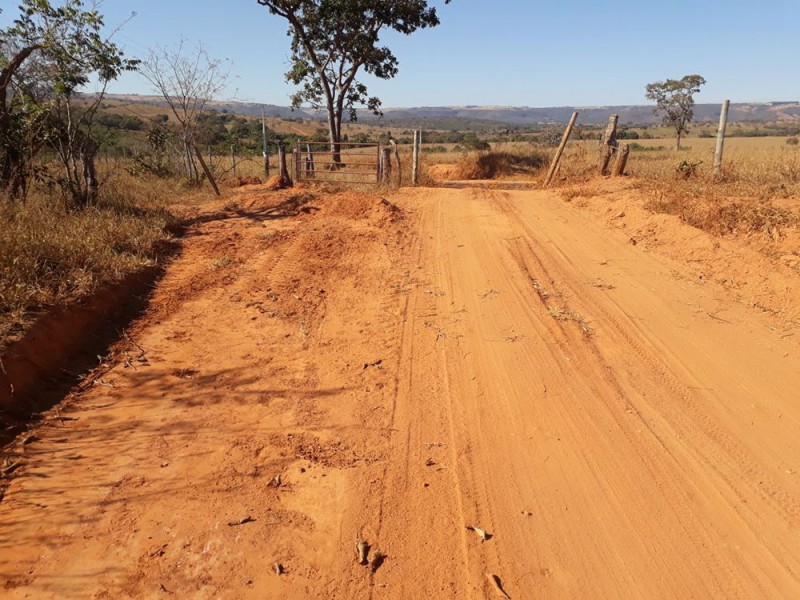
645 74 707 151
1 0 138 206
257 0 451 163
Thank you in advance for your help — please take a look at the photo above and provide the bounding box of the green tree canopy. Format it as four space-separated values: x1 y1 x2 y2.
645 74 707 151
1 0 137 203
256 0 451 162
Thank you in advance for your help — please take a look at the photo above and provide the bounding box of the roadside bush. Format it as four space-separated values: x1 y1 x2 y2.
630 143 667 152
617 129 640 140
787 137 799 146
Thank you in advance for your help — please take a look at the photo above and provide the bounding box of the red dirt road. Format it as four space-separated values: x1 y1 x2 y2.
1 184 799 598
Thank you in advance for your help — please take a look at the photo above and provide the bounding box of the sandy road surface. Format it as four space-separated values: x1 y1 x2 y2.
1 184 799 599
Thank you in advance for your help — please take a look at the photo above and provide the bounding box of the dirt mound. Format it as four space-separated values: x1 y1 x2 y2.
378 198 405 223
426 164 460 180
563 178 800 321
454 150 549 180
264 175 291 190
235 176 263 187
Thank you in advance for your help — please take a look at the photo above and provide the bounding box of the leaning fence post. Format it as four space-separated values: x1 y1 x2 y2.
612 143 630 177
598 114 619 175
544 111 579 187
713 99 730 178
192 144 220 196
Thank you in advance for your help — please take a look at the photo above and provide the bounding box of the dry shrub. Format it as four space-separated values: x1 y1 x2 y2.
455 150 549 180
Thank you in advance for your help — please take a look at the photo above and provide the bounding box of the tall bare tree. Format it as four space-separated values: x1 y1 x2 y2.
255 0 451 164
645 75 707 151
140 41 231 193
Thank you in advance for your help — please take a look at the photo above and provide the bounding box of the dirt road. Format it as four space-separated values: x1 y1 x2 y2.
2 184 799 598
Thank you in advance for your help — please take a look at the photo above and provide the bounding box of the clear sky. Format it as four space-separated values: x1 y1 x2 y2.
3 0 799 107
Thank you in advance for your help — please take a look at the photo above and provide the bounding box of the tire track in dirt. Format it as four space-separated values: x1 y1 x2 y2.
373 186 800 599
495 190 800 577
502 234 752 599
493 188 800 597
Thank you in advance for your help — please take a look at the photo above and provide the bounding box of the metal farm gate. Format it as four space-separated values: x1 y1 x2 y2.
293 142 381 185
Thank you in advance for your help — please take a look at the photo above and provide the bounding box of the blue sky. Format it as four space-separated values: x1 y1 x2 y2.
3 0 799 107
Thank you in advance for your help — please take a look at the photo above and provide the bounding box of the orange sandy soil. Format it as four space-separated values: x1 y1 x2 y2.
1 180 800 598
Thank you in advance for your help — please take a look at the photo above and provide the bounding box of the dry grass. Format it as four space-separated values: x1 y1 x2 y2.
643 191 796 237
550 136 800 237
0 169 206 344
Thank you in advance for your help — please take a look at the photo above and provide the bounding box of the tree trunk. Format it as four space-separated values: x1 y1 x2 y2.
81 144 99 206
675 131 682 152
0 47 39 200
327 108 342 167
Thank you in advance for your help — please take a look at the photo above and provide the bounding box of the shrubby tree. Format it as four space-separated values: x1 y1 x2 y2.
140 41 231 193
255 0 451 164
0 0 137 205
645 75 707 151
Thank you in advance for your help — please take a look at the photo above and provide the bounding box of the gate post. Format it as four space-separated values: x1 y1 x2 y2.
306 144 315 179
277 142 292 185
382 147 392 185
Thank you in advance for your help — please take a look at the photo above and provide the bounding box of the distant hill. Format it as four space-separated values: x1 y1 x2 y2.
100 94 800 127
99 94 311 120
363 102 800 126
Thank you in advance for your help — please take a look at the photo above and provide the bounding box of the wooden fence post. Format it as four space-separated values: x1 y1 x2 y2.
231 145 237 176
544 111 579 187
278 143 291 185
261 107 270 178
612 143 630 177
382 146 392 185
598 114 619 175
412 130 420 186
305 144 315 178
192 144 220 196
713 99 730 178
389 138 401 185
